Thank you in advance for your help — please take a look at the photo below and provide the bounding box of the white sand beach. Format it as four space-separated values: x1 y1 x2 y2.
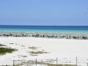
0 37 88 66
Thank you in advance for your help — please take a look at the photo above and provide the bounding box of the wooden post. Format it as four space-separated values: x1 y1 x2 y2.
76 57 77 66
87 63 88 66
36 59 37 66
56 58 58 65
13 60 15 66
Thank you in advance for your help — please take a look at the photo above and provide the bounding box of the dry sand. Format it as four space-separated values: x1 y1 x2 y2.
0 37 88 66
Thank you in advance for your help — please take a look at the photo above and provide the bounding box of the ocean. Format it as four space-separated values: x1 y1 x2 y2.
0 25 88 34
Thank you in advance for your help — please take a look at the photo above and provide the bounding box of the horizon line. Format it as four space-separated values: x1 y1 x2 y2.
0 25 88 26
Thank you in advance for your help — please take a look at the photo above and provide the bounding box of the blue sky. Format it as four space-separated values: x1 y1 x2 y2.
0 0 88 26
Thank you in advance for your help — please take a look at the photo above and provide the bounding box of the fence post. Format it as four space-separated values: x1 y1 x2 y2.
36 59 37 66
13 60 15 66
87 63 88 66
21 60 23 65
56 58 58 65
76 57 77 66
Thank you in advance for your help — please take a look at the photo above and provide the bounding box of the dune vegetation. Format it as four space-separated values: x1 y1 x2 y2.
0 44 6 46
0 47 16 55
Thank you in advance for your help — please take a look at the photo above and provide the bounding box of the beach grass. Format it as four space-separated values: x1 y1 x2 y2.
29 46 38 50
10 43 14 44
0 47 16 55
30 50 48 56
0 44 6 46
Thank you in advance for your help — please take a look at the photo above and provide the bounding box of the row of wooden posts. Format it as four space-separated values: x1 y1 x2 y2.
1 57 78 66
0 31 88 39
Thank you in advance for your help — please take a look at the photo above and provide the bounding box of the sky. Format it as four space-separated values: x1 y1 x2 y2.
0 0 88 26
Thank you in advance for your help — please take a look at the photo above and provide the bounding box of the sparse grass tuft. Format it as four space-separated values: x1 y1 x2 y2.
10 43 14 44
21 55 27 58
30 51 47 54
29 46 38 50
30 50 48 56
0 44 6 46
21 45 25 47
0 47 17 55
30 54 38 56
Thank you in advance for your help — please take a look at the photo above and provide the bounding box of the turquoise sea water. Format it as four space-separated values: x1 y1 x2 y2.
0 25 88 34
